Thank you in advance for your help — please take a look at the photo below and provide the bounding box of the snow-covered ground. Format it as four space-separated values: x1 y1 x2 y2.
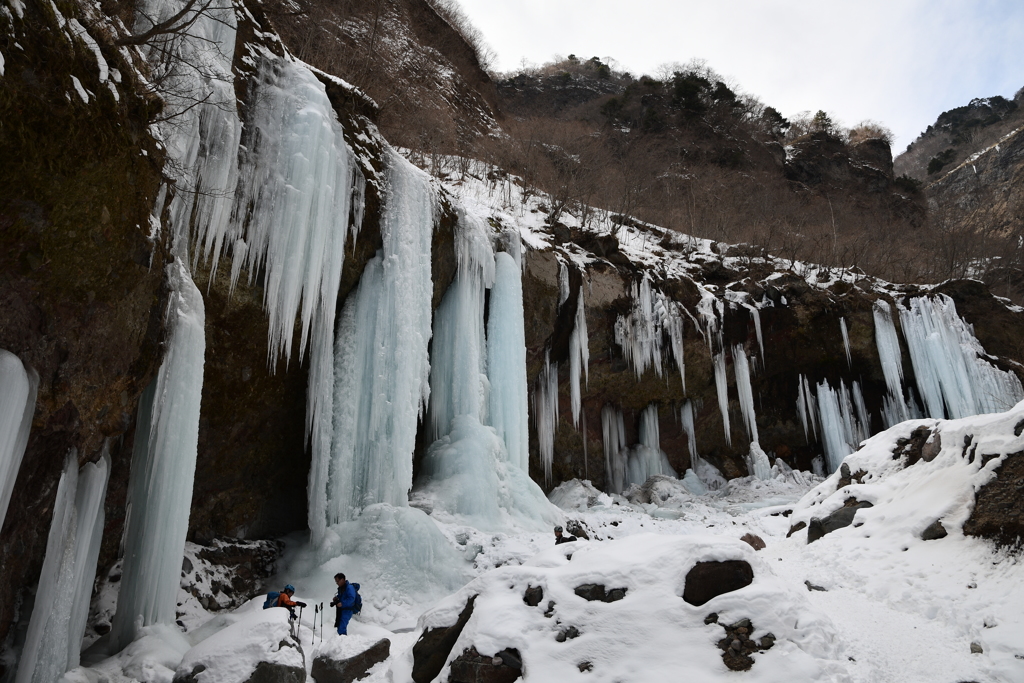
65 402 1024 683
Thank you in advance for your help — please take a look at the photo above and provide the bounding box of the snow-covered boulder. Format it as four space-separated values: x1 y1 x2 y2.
395 533 850 682
172 606 305 683
311 635 390 683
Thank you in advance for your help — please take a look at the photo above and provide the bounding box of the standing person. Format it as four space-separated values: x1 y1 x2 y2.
330 573 358 635
554 525 577 544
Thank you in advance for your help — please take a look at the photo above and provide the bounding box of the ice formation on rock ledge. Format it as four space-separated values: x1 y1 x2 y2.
0 349 38 531
813 379 868 474
898 295 1024 419
747 442 772 480
17 451 110 683
873 300 910 426
110 260 206 650
534 352 559 486
568 287 589 428
313 153 435 537
487 252 530 473
613 274 685 387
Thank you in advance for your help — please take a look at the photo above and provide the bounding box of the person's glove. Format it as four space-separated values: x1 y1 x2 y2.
330 599 337 607
296 602 307 608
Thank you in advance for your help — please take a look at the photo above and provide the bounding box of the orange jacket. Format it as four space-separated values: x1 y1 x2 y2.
277 593 299 608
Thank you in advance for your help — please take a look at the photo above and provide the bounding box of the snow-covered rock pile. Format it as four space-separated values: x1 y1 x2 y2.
394 534 852 682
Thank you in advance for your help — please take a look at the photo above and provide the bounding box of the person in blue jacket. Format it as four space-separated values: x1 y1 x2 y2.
330 572 357 635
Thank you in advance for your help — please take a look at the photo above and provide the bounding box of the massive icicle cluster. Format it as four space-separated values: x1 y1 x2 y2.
613 274 685 386
534 352 559 487
0 349 37 531
110 260 206 650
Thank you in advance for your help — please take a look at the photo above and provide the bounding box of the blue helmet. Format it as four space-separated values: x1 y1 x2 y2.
284 584 295 593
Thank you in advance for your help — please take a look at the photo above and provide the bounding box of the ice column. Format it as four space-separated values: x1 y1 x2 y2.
0 350 38 531
321 152 435 529
568 288 590 428
487 251 530 472
601 405 627 494
813 379 867 473
732 345 758 443
681 400 698 462
873 300 909 425
746 442 772 480
899 295 1024 419
16 450 109 683
713 351 732 447
110 260 206 650
614 275 686 386
534 352 559 486
429 211 494 441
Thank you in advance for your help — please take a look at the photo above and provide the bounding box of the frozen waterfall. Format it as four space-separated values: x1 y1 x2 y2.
873 300 910 425
16 451 110 683
311 152 435 537
110 260 206 650
487 251 531 472
733 345 758 444
0 349 38 531
428 210 494 442
613 274 685 386
601 405 627 495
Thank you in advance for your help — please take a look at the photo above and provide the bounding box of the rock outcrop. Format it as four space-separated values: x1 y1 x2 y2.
311 638 391 683
963 450 1024 547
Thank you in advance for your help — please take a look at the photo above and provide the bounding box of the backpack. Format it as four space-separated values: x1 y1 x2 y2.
351 583 362 614
263 591 281 610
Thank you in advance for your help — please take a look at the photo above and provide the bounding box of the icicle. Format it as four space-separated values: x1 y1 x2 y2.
732 345 758 443
873 300 909 424
0 350 38 531
487 252 530 473
568 288 590 428
601 405 627 494
802 375 819 440
851 381 871 442
534 352 559 487
750 307 764 364
681 400 698 461
796 375 810 442
812 378 869 474
557 259 570 309
665 300 686 391
320 151 435 530
16 453 78 683
110 259 206 650
840 317 852 369
67 451 109 670
713 351 732 447
899 295 1024 419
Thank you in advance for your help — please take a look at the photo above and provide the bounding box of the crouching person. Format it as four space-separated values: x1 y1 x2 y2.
330 573 360 635
276 584 306 619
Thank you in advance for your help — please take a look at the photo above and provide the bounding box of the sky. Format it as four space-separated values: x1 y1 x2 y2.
454 0 1024 152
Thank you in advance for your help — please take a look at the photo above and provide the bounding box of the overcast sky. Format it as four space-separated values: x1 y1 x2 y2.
455 0 1024 152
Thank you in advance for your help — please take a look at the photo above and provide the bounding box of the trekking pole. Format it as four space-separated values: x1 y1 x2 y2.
298 604 304 641
312 604 318 645
320 602 324 643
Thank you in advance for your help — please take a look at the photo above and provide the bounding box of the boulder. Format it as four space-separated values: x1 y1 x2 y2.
807 499 873 543
920 520 948 541
682 561 754 606
448 647 522 683
311 638 390 683
963 450 1024 547
411 595 476 683
740 533 765 550
522 585 543 607
247 660 306 683
715 617 775 671
573 584 627 602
